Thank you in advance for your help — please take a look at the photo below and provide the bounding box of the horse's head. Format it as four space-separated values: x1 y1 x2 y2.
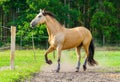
30 9 46 28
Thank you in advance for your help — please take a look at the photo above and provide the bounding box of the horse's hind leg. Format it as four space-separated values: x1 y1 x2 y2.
75 46 81 72
83 57 87 71
83 45 89 71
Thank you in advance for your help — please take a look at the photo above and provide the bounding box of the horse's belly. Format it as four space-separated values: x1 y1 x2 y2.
62 37 82 50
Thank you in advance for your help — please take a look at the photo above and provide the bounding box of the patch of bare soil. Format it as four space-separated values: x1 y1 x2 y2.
25 62 120 82
25 52 120 82
0 66 9 71
27 72 120 82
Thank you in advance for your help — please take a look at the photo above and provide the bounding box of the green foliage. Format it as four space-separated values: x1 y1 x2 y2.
0 0 120 46
90 0 119 44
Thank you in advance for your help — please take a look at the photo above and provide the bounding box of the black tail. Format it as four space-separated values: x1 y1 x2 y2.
88 39 97 66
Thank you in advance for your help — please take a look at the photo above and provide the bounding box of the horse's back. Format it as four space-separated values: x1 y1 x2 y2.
66 26 92 39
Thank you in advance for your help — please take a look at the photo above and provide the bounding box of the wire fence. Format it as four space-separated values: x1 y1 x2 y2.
16 36 49 50
94 39 120 47
0 26 120 51
0 25 49 50
0 36 49 50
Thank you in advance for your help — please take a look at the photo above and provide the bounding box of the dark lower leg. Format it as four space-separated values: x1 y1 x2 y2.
76 61 80 72
83 58 87 71
56 58 60 72
44 46 54 65
45 53 52 64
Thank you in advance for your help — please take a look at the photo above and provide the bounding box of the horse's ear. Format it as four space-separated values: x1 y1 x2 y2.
42 9 47 16
42 9 45 13
40 9 42 13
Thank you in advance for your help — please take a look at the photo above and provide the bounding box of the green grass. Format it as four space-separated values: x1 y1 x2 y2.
0 50 120 82
95 51 120 67
0 50 53 82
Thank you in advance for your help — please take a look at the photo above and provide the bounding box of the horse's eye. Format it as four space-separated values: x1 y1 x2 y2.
38 15 41 18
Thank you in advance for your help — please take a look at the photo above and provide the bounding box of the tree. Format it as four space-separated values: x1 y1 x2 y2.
90 0 119 45
0 0 120 47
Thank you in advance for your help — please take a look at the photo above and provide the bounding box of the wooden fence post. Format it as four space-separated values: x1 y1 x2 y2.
10 26 16 70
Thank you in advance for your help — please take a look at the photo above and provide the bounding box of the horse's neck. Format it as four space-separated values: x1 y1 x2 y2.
45 16 65 36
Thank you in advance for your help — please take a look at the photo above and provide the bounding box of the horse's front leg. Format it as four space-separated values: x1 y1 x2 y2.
45 46 55 65
75 46 81 72
56 45 62 72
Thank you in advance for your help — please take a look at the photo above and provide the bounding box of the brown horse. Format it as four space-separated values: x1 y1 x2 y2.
30 9 97 72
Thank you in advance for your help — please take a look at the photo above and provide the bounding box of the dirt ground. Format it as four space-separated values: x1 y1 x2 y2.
25 61 120 82
25 51 120 82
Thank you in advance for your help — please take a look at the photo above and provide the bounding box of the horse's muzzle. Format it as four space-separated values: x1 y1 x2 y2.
30 24 33 28
30 23 35 28
30 21 36 28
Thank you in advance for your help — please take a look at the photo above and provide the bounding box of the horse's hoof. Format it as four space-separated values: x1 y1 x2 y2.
56 70 59 73
83 65 87 71
47 60 52 65
75 69 79 72
51 69 59 73
75 70 79 72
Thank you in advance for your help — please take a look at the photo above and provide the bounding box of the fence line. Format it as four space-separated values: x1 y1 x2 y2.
0 36 120 50
0 25 120 51
0 25 11 30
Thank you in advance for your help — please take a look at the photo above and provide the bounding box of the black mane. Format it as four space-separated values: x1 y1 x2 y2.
43 10 55 18
43 10 63 26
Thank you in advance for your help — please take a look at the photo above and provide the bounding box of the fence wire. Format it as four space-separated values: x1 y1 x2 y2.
0 26 120 51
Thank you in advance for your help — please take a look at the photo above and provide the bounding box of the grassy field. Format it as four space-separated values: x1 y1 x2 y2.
0 50 120 82
0 50 53 82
